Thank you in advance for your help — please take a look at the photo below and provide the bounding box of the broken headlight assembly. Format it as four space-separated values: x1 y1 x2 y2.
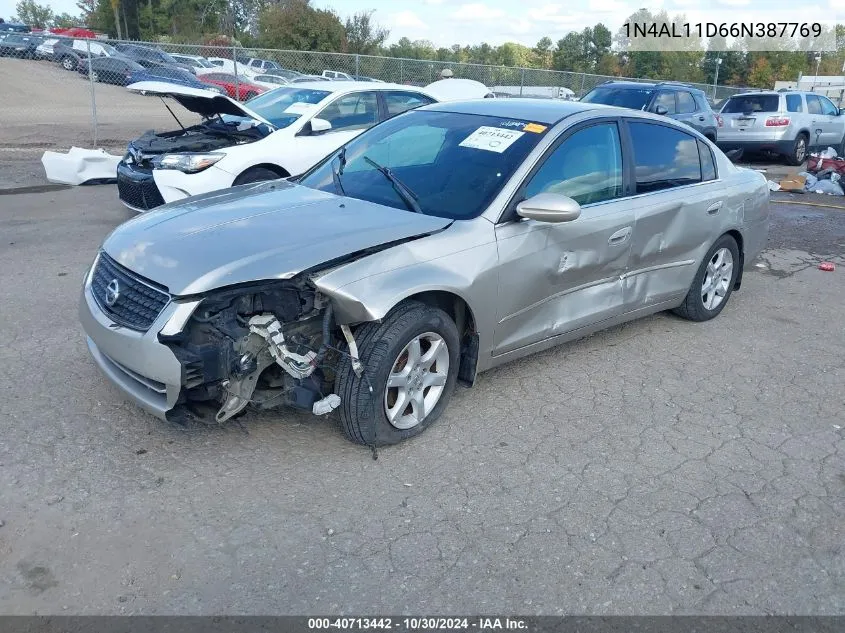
157 152 224 174
164 282 344 423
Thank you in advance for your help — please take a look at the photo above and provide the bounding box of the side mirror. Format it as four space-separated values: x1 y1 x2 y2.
309 118 332 134
654 105 669 116
839 108 844 116
516 193 581 223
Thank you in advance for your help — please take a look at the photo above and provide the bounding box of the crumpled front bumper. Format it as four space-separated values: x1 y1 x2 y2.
79 268 198 420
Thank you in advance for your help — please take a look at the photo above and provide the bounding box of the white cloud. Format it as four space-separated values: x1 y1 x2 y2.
526 4 582 25
389 10 429 30
715 0 750 5
422 0 446 4
450 3 507 21
586 0 632 13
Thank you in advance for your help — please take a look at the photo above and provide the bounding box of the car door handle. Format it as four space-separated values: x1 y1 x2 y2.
608 227 632 245
698 116 705 121
707 201 723 215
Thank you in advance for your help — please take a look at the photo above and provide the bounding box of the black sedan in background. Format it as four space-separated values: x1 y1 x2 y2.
0 33 42 58
77 55 144 86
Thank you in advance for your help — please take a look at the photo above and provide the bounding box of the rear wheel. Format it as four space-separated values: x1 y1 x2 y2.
232 167 285 185
673 235 740 322
786 133 808 166
61 55 75 71
90 70 99 82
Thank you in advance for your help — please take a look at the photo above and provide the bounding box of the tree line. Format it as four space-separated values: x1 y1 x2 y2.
7 0 844 88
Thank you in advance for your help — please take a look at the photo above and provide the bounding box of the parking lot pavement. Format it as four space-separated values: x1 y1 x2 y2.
0 186 843 615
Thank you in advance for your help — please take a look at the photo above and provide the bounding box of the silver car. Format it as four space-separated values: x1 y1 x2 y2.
717 91 845 165
80 100 770 446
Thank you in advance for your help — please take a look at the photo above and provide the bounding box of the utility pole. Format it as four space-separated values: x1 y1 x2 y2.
812 54 822 91
713 57 722 100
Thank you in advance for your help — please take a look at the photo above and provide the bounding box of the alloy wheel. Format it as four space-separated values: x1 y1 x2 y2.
384 332 450 430
701 247 734 310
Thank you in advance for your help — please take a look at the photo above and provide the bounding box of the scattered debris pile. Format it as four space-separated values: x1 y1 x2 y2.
769 147 845 196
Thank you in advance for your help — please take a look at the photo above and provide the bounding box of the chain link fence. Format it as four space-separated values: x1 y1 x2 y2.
0 32 747 174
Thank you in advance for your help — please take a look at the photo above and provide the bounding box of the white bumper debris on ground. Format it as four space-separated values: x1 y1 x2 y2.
41 147 121 185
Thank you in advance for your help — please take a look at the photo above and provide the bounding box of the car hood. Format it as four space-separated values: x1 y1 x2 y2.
102 181 452 296
126 81 275 127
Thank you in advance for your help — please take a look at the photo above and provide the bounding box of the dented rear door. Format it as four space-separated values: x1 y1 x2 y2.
621 119 722 307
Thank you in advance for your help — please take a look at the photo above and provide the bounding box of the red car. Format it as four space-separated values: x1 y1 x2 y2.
198 73 267 101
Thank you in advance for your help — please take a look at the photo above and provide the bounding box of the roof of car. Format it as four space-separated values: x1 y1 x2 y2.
421 98 611 124
284 80 429 93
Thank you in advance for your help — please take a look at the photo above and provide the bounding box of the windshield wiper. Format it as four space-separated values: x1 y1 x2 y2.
362 156 422 214
331 146 346 196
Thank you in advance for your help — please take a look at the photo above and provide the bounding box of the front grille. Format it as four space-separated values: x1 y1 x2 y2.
91 253 170 332
117 167 165 210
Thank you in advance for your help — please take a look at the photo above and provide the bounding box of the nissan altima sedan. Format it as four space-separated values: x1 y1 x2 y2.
80 99 770 446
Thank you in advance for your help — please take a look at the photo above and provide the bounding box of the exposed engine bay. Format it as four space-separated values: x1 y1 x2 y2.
128 119 268 165
159 278 358 425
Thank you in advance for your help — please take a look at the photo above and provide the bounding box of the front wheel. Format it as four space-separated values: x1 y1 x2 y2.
61 56 75 71
335 301 460 446
673 235 739 322
232 167 285 185
90 70 99 82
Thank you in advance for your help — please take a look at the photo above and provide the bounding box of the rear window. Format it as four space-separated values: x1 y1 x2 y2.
581 87 653 110
721 95 780 114
785 95 803 112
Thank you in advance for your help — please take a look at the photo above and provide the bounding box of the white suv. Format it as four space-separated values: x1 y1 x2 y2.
717 91 845 165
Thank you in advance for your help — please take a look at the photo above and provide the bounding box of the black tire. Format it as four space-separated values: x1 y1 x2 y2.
232 167 284 185
90 70 99 83
786 133 808 166
335 300 460 446
61 55 76 71
673 234 740 322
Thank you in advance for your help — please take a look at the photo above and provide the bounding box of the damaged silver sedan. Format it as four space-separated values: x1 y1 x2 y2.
80 99 770 446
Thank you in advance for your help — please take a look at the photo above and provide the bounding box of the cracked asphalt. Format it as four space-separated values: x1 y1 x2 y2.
0 187 843 615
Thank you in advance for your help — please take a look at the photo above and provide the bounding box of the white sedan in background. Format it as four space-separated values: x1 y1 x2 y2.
116 80 486 211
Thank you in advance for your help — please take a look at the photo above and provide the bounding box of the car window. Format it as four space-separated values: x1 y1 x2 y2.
523 123 623 206
697 140 717 181
806 95 823 115
384 91 436 116
317 92 379 131
225 87 331 128
819 96 838 116
629 122 701 193
250 60 261 67
785 94 803 112
677 91 696 114
210 59 223 66
582 87 653 110
301 110 549 220
721 95 780 113
653 91 677 114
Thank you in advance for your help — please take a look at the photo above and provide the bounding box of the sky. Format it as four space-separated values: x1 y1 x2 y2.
0 0 837 48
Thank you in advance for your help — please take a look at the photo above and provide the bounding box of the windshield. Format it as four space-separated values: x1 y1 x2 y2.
99 43 118 55
225 87 331 128
300 110 550 220
721 94 779 114
582 87 653 110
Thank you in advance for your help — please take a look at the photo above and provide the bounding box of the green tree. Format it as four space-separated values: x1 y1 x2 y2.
344 9 388 55
13 0 53 28
52 12 79 27
553 31 584 71
532 36 552 69
258 0 346 52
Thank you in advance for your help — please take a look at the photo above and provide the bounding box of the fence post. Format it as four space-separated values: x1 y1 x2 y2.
579 72 586 97
87 39 98 147
355 54 360 79
233 45 240 100
520 67 525 96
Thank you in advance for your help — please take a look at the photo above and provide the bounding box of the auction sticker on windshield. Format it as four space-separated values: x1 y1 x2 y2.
459 126 525 153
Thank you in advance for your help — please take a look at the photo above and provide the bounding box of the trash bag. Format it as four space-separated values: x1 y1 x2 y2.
798 171 818 188
820 146 838 159
813 179 844 196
